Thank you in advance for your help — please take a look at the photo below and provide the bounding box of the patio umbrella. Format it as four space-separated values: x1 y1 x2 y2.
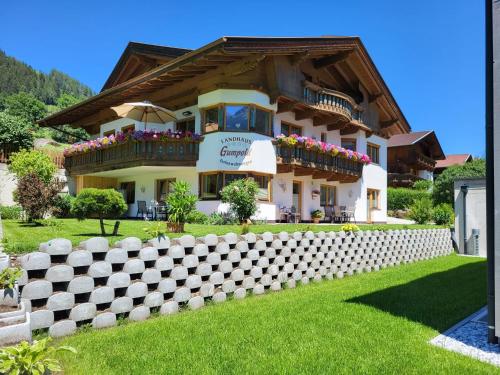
111 101 177 130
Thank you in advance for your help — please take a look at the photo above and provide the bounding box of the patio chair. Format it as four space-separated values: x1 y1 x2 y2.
346 206 356 224
136 200 153 220
290 206 301 223
324 206 334 223
333 206 343 223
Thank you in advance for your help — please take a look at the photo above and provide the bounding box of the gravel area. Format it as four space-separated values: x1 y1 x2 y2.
431 307 500 367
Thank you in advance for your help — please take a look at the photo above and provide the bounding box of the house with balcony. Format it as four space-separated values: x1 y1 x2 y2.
434 153 473 176
387 131 445 187
39 36 412 223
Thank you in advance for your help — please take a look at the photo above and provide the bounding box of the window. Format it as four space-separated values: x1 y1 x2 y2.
225 105 249 131
341 138 356 151
121 124 135 133
103 129 115 137
320 132 327 143
251 107 271 135
367 189 380 209
201 173 220 199
156 178 176 202
202 105 272 135
320 185 336 207
281 122 302 136
203 107 221 133
119 181 135 204
251 174 271 201
367 143 380 164
176 118 195 133
200 172 271 201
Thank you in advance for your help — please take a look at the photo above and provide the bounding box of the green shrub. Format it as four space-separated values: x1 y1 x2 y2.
432 203 455 225
9 149 56 184
166 181 197 221
71 188 127 235
52 194 75 218
408 197 433 224
186 210 209 224
388 187 430 211
412 179 432 191
0 267 23 289
0 338 76 375
207 212 238 225
433 159 485 205
221 178 259 223
143 222 167 241
0 205 22 220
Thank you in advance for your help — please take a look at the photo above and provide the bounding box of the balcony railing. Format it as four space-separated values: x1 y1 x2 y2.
388 173 423 188
302 81 363 124
275 143 364 182
64 140 201 175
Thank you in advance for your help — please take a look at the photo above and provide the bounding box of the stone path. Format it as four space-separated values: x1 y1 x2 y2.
430 307 500 367
386 216 415 225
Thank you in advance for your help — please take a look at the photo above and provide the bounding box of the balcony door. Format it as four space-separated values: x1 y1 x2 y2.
156 178 176 203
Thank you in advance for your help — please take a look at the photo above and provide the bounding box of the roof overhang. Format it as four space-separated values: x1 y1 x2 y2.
38 36 411 134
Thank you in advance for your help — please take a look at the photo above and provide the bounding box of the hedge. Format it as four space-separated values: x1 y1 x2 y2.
388 188 431 211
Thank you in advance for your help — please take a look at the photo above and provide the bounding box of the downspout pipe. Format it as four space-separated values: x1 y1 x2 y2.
485 0 497 344
460 185 468 254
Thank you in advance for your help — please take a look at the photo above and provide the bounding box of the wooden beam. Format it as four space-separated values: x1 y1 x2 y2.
265 56 279 104
289 51 310 66
276 164 293 173
294 110 315 121
340 125 359 135
312 171 331 179
294 167 313 177
277 101 296 114
380 119 398 128
313 51 352 69
368 93 383 103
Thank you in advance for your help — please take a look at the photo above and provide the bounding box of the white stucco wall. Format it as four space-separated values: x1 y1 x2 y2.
454 178 486 257
198 89 277 112
418 169 434 181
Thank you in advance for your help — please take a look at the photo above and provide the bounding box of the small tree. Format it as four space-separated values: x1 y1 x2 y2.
9 149 56 185
15 173 63 221
221 178 259 223
71 188 127 235
433 159 486 205
166 181 197 233
408 197 433 224
412 179 432 191
0 112 34 149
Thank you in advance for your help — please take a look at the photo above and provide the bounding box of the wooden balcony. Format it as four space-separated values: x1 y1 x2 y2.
388 173 423 188
275 144 364 183
303 81 364 124
64 140 201 175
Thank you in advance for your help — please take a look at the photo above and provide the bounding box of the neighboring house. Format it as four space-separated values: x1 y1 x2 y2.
434 153 473 176
387 131 445 187
38 36 413 223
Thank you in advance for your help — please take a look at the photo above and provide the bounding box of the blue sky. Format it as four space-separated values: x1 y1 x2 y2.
0 0 484 156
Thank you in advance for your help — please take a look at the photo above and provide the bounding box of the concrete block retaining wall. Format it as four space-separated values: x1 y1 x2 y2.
17 228 452 338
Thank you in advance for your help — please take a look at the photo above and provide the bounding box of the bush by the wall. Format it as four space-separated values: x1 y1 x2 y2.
0 205 22 220
409 197 433 224
432 203 455 225
9 149 56 185
387 188 430 211
16 173 63 222
186 210 209 224
166 181 198 232
207 212 238 225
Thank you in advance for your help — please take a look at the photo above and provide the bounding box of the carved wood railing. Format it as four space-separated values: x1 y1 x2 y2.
275 143 364 181
64 140 201 175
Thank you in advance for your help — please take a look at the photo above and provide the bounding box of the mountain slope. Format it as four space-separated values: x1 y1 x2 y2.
0 49 94 105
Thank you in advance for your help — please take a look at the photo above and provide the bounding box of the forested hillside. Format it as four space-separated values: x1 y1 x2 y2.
0 49 94 105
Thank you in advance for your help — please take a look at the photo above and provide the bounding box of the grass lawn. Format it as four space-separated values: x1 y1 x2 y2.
1 218 443 254
55 254 495 374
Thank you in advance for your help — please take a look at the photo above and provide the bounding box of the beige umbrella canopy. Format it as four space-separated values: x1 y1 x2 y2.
111 101 177 130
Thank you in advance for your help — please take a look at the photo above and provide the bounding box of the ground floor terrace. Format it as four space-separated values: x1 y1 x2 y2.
69 162 386 223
